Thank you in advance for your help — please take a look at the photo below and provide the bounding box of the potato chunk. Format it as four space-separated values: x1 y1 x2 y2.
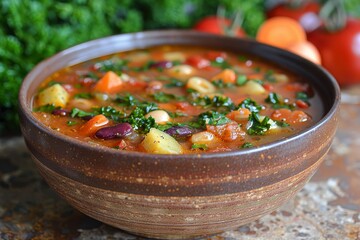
37 84 69 108
141 128 183 154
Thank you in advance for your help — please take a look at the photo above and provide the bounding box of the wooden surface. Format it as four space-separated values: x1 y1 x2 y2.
0 88 359 239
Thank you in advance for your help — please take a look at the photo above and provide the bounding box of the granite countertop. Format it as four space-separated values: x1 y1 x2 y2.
1 90 360 240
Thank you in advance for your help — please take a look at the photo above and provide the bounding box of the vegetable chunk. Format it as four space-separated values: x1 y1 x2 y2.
141 128 183 154
37 84 69 108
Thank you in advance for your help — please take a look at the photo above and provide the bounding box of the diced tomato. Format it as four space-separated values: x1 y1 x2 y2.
263 83 274 92
206 122 245 142
226 108 251 122
62 84 76 93
205 51 228 61
271 109 310 124
186 55 211 69
80 77 96 87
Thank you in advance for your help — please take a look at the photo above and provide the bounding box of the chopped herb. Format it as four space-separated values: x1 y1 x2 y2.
191 143 208 150
192 95 235 110
241 142 254 148
186 88 198 93
296 91 310 106
198 111 231 127
33 104 59 113
168 111 188 118
253 66 261 73
264 70 276 82
164 78 185 88
116 94 139 107
81 72 99 80
70 108 94 118
119 107 156 133
74 93 93 99
94 58 128 74
238 98 263 113
47 81 61 87
211 79 234 88
93 106 125 122
210 59 231 69
247 112 271 135
238 55 248 62
275 120 290 127
138 102 158 114
236 75 247 86
152 92 185 103
265 93 295 110
66 120 77 126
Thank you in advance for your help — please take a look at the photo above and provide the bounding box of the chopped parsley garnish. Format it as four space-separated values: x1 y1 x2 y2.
236 75 247 86
198 111 231 127
164 78 185 88
265 92 295 110
247 112 271 135
116 94 139 107
152 92 185 103
33 104 59 113
264 70 276 82
210 59 231 69
275 120 290 127
70 108 94 118
94 106 125 122
131 60 155 72
192 95 235 110
81 72 99 80
211 79 234 88
119 107 156 133
191 143 208 150
94 58 128 73
74 93 93 99
238 98 263 113
241 142 254 148
168 111 188 118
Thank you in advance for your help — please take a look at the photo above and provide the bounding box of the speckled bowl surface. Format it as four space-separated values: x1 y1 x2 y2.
19 30 340 239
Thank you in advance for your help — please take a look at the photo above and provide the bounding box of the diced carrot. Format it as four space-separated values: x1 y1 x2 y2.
256 17 306 49
93 71 123 94
247 73 263 80
295 99 309 109
271 109 310 124
211 69 236 83
79 114 109 136
158 103 177 112
226 108 251 122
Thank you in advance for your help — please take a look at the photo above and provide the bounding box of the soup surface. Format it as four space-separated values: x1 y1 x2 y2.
33 45 322 154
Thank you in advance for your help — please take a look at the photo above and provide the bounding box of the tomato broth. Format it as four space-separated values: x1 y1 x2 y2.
32 45 322 154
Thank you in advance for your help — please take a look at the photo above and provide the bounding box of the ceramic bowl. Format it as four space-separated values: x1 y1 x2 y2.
19 31 340 239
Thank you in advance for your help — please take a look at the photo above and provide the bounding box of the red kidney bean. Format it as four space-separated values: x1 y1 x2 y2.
165 126 194 139
150 61 173 69
95 123 133 140
52 109 69 116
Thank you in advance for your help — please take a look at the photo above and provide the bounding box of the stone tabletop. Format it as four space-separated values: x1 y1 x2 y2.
1 91 360 239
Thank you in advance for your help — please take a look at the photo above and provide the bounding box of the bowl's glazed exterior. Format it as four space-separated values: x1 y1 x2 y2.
19 31 340 239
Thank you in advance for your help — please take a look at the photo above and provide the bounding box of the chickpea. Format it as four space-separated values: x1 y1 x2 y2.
145 110 170 124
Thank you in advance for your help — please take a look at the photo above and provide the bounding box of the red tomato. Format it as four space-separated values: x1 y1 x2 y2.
185 55 211 69
267 2 321 32
193 16 245 37
308 18 360 86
